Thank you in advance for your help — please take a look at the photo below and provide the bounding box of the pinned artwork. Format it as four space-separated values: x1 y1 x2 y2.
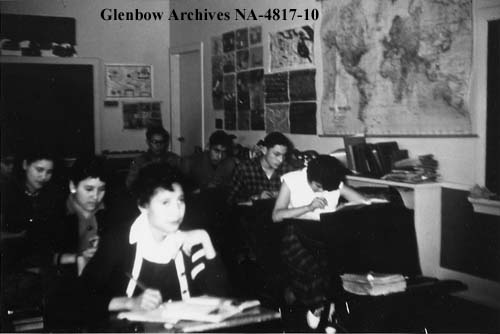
224 106 236 130
249 26 262 45
213 27 264 129
265 104 290 133
270 26 314 71
249 46 263 68
251 108 265 130
238 109 250 130
265 72 289 103
122 101 162 129
236 50 249 71
223 74 236 103
289 69 316 101
290 102 316 134
237 71 250 111
106 64 153 98
212 55 224 110
211 36 223 56
223 74 236 130
222 31 235 52
222 52 235 73
249 69 265 130
249 69 264 110
235 28 249 50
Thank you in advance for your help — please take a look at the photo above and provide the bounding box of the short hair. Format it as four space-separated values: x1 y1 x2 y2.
131 162 185 207
69 155 109 185
262 132 293 150
209 130 232 149
146 126 169 142
306 155 350 191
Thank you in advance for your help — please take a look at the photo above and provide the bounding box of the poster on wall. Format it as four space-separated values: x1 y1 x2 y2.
249 46 263 68
289 69 316 101
105 64 153 98
265 104 290 133
223 74 236 130
122 101 162 129
290 102 316 134
211 36 223 56
212 26 264 128
270 26 314 71
212 55 224 110
320 0 473 135
249 26 262 45
264 72 289 103
236 50 249 71
235 28 249 49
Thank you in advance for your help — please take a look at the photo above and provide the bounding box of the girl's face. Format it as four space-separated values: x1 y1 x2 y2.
24 159 54 192
309 181 324 193
71 177 106 213
143 183 185 238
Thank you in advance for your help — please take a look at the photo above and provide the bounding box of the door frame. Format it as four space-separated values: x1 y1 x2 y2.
169 42 204 155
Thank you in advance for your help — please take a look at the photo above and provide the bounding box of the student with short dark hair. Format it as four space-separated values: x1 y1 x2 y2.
271 155 367 330
126 126 181 189
79 163 228 330
227 132 295 205
55 156 109 274
272 155 366 222
183 131 236 192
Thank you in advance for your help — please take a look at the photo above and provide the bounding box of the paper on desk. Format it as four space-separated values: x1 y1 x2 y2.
117 296 260 324
117 307 167 323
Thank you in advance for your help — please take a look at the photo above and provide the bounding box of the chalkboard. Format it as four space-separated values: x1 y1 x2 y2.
0 56 100 157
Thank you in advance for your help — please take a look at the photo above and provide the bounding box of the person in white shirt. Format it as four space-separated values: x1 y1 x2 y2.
272 155 367 222
271 155 367 331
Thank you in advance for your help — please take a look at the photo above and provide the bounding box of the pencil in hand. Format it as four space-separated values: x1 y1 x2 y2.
125 272 148 291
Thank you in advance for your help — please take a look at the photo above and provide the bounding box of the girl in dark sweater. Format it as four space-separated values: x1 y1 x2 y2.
79 163 228 329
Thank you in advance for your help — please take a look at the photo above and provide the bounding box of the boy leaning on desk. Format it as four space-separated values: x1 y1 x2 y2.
77 163 230 330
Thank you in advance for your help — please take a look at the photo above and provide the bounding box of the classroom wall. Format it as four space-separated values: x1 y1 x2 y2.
169 0 493 188
0 0 171 153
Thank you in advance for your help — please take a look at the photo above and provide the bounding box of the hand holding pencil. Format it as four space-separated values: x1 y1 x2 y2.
132 289 162 311
125 273 162 311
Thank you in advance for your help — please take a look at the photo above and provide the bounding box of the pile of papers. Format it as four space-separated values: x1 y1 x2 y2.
341 272 407 296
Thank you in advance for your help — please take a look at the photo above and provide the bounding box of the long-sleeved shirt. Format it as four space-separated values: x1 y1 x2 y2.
227 158 295 205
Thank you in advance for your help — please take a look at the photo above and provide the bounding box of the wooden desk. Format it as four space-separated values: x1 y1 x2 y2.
112 306 281 333
346 176 442 278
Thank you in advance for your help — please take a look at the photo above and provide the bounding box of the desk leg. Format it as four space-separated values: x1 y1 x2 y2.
413 186 441 277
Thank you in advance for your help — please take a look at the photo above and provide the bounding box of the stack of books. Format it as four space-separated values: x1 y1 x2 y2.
343 136 406 178
383 154 439 183
340 272 407 296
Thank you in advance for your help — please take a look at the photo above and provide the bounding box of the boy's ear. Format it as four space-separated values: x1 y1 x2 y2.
22 160 28 170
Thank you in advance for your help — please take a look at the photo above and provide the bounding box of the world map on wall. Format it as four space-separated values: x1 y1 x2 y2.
320 0 473 135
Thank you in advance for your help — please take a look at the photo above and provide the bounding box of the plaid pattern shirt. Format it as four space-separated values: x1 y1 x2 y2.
228 157 296 204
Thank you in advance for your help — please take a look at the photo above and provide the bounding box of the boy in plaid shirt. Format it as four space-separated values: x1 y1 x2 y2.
228 132 295 205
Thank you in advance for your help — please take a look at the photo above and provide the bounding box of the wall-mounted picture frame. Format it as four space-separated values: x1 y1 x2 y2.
105 64 153 98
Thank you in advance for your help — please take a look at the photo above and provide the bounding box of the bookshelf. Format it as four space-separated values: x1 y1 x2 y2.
346 176 442 278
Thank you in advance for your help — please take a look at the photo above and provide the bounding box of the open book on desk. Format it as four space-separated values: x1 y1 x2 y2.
117 295 260 324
